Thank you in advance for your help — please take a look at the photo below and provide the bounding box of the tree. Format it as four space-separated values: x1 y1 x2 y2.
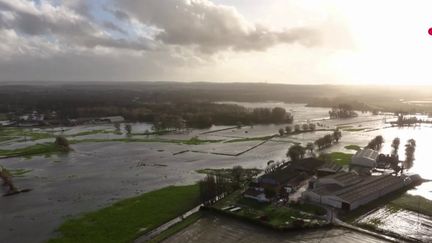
404 139 416 170
306 142 315 154
285 126 292 134
125 124 132 135
309 123 316 131
114 122 121 131
302 124 309 131
55 136 71 152
287 144 305 161
333 129 342 143
232 166 244 189
294 124 301 133
271 107 287 123
198 175 217 205
0 166 18 193
278 128 285 137
391 137 400 156
375 136 384 148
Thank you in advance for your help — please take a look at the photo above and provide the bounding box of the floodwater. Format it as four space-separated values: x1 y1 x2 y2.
356 207 432 242
165 214 388 243
0 103 431 242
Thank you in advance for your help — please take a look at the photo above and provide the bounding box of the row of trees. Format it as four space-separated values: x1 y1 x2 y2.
314 130 342 150
278 123 317 136
76 104 294 129
404 139 416 170
198 166 246 205
285 129 342 161
365 135 385 150
329 104 358 119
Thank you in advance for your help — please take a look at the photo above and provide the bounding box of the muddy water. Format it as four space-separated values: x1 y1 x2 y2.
165 214 388 243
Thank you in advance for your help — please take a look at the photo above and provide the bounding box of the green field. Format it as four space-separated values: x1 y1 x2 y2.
344 145 361 151
0 143 66 158
319 152 353 166
0 128 54 142
48 185 200 243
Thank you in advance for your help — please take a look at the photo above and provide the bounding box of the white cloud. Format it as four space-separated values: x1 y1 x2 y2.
116 0 320 53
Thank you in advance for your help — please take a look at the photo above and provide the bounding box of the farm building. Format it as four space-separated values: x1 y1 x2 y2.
258 158 325 190
302 172 420 210
350 149 379 168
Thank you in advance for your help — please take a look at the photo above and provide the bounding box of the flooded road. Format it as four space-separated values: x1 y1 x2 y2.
165 214 388 243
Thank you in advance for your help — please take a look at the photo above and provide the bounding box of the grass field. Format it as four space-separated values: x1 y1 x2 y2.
344 145 361 151
48 185 200 243
328 152 354 166
0 143 66 158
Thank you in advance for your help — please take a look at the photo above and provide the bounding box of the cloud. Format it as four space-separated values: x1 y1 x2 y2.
0 0 152 52
117 0 320 53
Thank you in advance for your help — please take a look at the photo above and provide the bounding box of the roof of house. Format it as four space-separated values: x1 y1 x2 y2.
352 149 379 161
311 174 406 204
318 172 363 187
244 188 263 197
318 161 343 172
260 158 325 185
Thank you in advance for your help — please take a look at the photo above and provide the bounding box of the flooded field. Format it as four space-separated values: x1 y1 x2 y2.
356 207 432 242
165 214 388 243
1 103 431 242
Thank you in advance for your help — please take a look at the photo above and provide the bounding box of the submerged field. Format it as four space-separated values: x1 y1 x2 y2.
1 103 432 242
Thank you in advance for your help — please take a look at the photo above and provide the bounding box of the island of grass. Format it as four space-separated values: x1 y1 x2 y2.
196 168 262 179
344 145 361 152
207 190 327 230
0 143 68 158
319 152 353 166
48 185 201 243
0 127 54 142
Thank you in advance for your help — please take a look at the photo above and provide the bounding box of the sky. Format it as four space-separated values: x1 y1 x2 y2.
1 0 432 85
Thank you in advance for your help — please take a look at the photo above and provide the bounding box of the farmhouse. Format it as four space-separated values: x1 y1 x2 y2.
303 172 421 210
350 149 379 168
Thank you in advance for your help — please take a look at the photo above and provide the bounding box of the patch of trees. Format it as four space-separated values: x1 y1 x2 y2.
404 139 416 170
329 104 358 119
365 135 384 151
278 123 316 136
198 166 252 205
0 166 17 193
287 144 306 161
314 130 342 150
54 136 71 152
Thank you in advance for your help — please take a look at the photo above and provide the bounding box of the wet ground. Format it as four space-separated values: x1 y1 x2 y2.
356 207 432 242
164 214 388 243
0 103 431 242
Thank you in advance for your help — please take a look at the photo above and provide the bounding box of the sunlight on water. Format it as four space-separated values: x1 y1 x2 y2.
369 125 432 199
